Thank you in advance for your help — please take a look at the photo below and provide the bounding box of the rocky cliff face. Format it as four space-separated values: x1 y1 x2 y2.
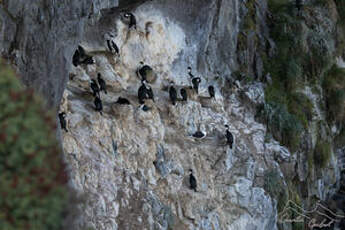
1 0 345 229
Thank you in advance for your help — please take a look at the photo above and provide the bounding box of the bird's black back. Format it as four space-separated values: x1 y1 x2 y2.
180 88 187 101
169 86 177 105
72 49 80 67
112 41 119 54
116 97 130 104
169 86 177 98
91 80 100 92
58 113 68 131
94 97 103 110
138 84 148 104
208 85 215 97
193 131 205 138
192 78 201 91
189 173 197 191
98 77 106 90
58 113 65 124
129 14 136 28
226 130 233 143
192 79 198 88
78 45 86 56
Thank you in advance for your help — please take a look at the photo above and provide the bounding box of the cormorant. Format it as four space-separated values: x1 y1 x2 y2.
90 79 100 97
58 112 68 132
124 13 136 30
189 169 197 192
107 40 119 55
225 125 233 149
97 73 107 94
169 82 177 105
137 62 153 81
72 49 80 67
208 85 215 98
116 97 131 105
192 130 206 139
138 80 154 104
180 88 187 101
94 96 103 115
192 77 201 94
73 45 94 66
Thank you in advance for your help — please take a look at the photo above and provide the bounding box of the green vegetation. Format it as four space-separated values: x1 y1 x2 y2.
257 102 303 151
313 139 332 168
260 2 343 228
0 61 68 230
268 0 291 13
243 0 256 31
257 0 344 151
323 65 345 123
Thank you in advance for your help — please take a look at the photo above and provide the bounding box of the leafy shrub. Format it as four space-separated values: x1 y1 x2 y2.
313 139 332 168
287 92 314 128
257 102 303 152
0 61 68 230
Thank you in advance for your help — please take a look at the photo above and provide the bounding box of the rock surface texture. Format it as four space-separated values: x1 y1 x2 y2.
1 0 345 229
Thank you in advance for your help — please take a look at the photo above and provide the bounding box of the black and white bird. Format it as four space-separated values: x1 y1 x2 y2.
107 39 119 55
138 81 147 104
124 12 136 30
58 112 68 132
116 97 131 105
180 88 187 101
138 80 154 104
208 85 215 98
90 79 100 97
94 96 103 115
137 62 153 81
73 45 94 66
188 67 201 94
189 169 197 192
169 82 177 105
225 125 234 149
97 73 107 94
72 48 81 67
192 130 206 139
192 77 201 94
